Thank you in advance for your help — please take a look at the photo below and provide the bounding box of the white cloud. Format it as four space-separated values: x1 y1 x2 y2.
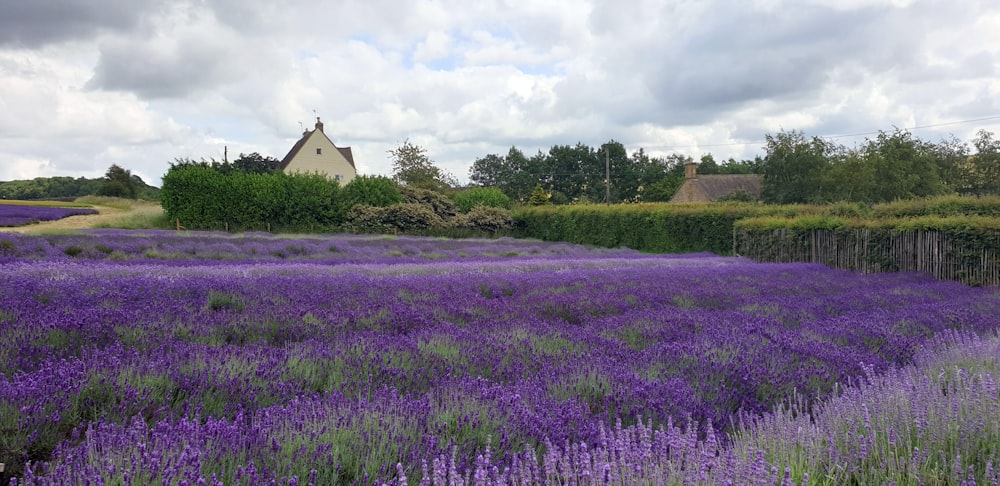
1 0 999 187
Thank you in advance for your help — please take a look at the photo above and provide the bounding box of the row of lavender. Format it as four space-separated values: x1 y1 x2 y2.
0 230 661 263
2 231 999 484
0 205 97 228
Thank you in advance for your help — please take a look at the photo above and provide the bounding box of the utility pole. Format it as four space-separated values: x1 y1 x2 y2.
605 148 611 206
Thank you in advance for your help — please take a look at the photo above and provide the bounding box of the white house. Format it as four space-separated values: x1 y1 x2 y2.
279 117 357 184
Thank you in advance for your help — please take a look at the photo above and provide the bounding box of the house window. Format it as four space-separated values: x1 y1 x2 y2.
316 148 322 155
334 174 343 181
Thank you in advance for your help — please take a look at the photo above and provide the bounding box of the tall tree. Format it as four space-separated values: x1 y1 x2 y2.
546 143 597 203
821 150 876 202
97 164 138 199
697 154 721 174
640 154 690 202
926 135 969 194
967 130 1000 196
760 130 835 204
860 129 945 202
389 140 456 192
233 152 281 174
469 153 508 188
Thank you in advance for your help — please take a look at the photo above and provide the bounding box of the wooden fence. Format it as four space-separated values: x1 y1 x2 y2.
734 228 1000 287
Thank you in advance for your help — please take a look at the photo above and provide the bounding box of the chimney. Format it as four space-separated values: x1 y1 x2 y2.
684 161 698 179
314 116 324 133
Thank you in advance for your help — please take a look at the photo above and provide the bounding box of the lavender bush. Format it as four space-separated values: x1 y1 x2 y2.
0 205 98 227
1 231 998 484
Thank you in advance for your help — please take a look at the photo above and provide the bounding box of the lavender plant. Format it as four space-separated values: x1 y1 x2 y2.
1 231 998 484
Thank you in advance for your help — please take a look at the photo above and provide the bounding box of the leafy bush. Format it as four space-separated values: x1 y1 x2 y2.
452 206 514 233
344 203 444 233
527 184 551 206
399 185 458 219
340 176 402 211
343 205 391 233
452 187 513 213
381 203 444 230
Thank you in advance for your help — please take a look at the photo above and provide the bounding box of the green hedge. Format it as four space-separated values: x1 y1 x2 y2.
734 215 1000 286
512 196 1000 257
735 215 1000 246
160 165 340 230
872 195 1000 218
513 203 816 255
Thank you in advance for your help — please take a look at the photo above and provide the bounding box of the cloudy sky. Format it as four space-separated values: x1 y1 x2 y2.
2 0 999 186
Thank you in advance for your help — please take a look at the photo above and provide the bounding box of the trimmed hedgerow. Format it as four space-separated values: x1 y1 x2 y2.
734 215 1000 285
513 203 813 255
160 165 340 230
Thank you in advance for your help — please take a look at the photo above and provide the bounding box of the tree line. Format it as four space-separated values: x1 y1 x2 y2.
0 165 159 200
760 129 999 204
469 142 758 205
466 128 1000 205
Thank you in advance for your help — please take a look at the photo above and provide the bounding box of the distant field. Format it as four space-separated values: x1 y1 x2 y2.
0 201 98 227
0 199 93 208
0 197 168 232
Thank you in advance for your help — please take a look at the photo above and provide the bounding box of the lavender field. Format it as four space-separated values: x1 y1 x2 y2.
0 204 98 228
1 230 999 485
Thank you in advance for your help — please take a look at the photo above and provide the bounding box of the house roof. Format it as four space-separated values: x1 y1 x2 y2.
278 125 356 171
670 174 762 202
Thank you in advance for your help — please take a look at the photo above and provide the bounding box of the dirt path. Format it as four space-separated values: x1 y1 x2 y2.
0 202 163 234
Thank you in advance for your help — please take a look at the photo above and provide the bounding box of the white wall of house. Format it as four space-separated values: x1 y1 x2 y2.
283 131 356 185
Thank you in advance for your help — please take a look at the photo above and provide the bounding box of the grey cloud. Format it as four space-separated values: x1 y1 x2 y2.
87 40 227 98
558 1 935 127
0 1 156 47
649 6 879 120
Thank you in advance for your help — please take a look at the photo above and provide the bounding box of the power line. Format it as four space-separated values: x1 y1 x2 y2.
827 115 1000 139
644 114 1000 152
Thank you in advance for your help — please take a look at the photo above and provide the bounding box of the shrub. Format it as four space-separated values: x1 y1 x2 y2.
452 206 514 233
452 187 513 213
340 176 402 210
381 203 444 230
527 184 551 206
344 203 446 233
399 186 459 219
343 205 391 233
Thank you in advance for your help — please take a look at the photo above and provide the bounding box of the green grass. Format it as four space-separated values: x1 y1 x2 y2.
205 291 247 313
73 196 134 210
93 210 172 230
